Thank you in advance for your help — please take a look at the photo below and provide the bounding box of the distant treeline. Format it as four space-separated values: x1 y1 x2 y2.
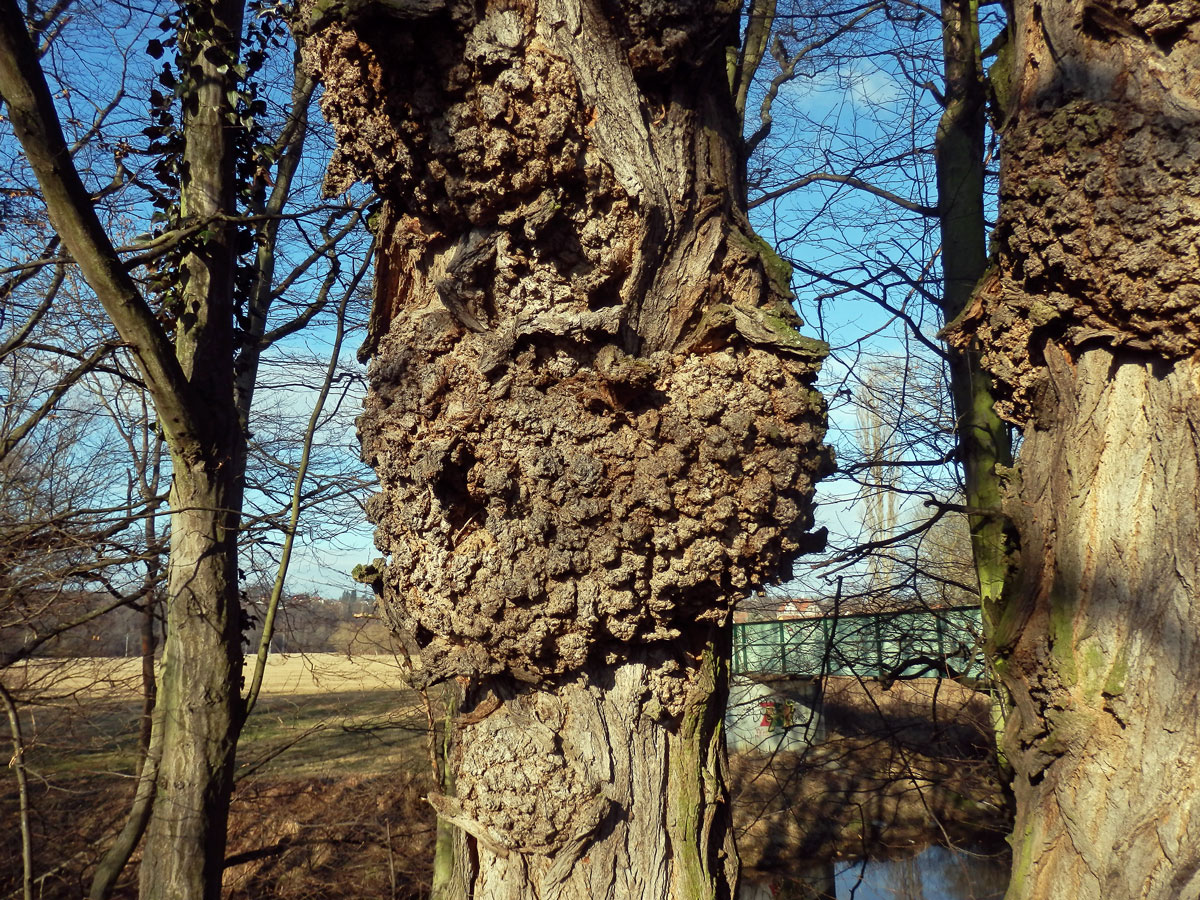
3 588 398 658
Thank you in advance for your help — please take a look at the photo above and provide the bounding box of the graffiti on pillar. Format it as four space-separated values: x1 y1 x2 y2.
759 699 796 733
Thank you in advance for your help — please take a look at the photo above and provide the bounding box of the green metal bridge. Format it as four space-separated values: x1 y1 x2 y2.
732 605 986 681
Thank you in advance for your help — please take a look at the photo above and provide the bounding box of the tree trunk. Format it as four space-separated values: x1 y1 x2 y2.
430 685 461 900
139 2 247 897
300 0 830 895
947 1 1200 896
998 347 1200 898
935 0 1012 617
139 469 245 900
431 637 736 899
935 0 1014 788
0 3 248 897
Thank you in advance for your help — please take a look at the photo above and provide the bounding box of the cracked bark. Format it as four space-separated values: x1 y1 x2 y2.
299 0 830 896
946 1 1200 896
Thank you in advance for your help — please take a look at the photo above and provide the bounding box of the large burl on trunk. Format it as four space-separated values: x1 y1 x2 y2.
948 1 1200 897
298 0 829 896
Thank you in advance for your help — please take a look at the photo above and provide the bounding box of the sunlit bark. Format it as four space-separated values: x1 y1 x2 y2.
301 0 831 895
949 1 1200 895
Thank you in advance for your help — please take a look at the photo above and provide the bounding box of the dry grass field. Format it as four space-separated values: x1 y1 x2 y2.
2 653 433 780
2 656 1007 898
0 653 440 899
5 651 416 700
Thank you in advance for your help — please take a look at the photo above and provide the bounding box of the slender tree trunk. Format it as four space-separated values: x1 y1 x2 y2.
948 1 1200 895
139 470 244 900
935 0 1012 617
300 0 830 895
1 683 32 900
935 0 1014 783
139 2 247 897
138 587 159 762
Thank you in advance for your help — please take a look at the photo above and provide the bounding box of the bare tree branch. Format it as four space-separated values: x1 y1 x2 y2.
0 2 204 457
751 170 938 215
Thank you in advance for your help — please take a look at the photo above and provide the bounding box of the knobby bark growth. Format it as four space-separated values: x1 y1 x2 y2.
300 0 830 896
948 1 1200 896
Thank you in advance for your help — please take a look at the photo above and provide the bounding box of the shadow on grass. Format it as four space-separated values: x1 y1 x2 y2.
0 686 439 900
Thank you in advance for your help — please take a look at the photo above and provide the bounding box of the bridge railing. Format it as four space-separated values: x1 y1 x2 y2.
732 605 986 681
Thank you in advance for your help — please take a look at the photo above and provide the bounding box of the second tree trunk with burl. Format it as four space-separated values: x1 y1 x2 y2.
948 1 1200 896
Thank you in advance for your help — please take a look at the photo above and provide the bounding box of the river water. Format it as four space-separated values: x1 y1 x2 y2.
742 843 1011 900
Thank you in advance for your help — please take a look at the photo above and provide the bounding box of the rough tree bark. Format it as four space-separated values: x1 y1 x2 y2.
947 1 1200 896
299 0 831 896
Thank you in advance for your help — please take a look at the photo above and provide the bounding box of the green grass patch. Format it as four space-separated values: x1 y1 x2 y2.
18 686 434 782
238 689 432 779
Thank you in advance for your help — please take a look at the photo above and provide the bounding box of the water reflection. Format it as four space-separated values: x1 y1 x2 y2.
835 845 1009 899
741 844 1010 900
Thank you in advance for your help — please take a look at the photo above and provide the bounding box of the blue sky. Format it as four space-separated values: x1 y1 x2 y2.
1 2 996 603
